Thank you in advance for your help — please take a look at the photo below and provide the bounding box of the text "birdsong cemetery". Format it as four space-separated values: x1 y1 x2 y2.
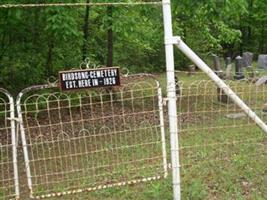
59 67 120 91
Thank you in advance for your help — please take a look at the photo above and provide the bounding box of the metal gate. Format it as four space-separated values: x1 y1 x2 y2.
0 89 19 200
16 76 167 199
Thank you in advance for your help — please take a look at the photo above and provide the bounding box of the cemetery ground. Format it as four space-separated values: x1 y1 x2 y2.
1 70 267 200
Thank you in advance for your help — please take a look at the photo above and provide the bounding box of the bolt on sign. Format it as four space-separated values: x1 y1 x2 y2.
59 67 120 91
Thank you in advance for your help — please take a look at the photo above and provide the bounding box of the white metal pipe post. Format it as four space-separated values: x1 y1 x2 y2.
16 93 33 197
174 37 267 133
162 0 181 200
9 97 20 199
157 82 168 178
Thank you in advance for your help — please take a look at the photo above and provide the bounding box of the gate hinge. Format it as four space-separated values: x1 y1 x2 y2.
163 97 179 106
163 98 168 106
7 117 21 122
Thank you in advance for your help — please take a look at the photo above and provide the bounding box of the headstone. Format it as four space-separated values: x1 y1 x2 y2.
188 64 196 75
217 88 232 104
246 66 256 78
242 52 253 67
243 52 255 78
255 76 267 86
257 54 267 69
213 54 222 72
225 57 232 80
212 54 224 78
263 103 267 113
234 56 245 80
175 76 180 96
226 112 246 119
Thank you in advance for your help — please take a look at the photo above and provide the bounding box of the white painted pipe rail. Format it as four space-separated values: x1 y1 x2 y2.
174 37 267 133
162 1 181 200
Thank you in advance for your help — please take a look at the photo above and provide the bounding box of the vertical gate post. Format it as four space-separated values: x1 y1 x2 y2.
9 97 20 199
0 89 19 199
162 0 181 200
16 93 33 197
157 82 168 178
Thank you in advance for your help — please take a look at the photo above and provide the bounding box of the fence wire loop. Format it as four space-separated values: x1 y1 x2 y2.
47 76 58 87
121 67 130 77
79 58 104 69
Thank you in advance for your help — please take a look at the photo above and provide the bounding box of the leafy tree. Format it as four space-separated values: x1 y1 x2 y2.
0 0 266 93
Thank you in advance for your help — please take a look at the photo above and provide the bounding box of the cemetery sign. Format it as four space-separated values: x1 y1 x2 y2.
59 67 120 91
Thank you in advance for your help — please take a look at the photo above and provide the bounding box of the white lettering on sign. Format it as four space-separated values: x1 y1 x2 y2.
92 79 99 86
62 72 90 81
78 79 92 88
96 71 101 78
59 67 120 91
65 81 77 89
62 69 118 81
104 77 116 85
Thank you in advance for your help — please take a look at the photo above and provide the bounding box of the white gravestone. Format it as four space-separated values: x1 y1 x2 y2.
257 54 267 69
242 52 253 67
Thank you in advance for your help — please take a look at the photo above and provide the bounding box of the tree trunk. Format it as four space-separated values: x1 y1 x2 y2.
0 10 9 61
106 6 115 97
32 0 44 53
107 6 113 67
239 26 244 55
259 22 264 53
247 0 253 46
82 0 90 61
32 9 39 53
46 40 54 77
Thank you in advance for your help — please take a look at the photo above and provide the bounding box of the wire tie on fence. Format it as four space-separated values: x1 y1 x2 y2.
163 96 178 106
47 76 58 87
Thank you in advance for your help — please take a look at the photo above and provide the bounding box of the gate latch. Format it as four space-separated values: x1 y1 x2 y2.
7 117 21 122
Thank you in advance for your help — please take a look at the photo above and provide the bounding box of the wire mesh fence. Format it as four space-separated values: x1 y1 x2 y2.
1 73 267 199
0 89 18 200
16 76 167 199
177 79 267 198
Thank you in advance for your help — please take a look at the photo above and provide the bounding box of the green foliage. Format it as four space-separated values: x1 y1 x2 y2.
143 179 172 200
184 179 208 200
0 0 267 92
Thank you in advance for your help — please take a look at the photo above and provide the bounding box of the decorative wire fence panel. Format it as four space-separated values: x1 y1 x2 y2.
177 80 267 199
0 89 17 200
17 79 167 199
